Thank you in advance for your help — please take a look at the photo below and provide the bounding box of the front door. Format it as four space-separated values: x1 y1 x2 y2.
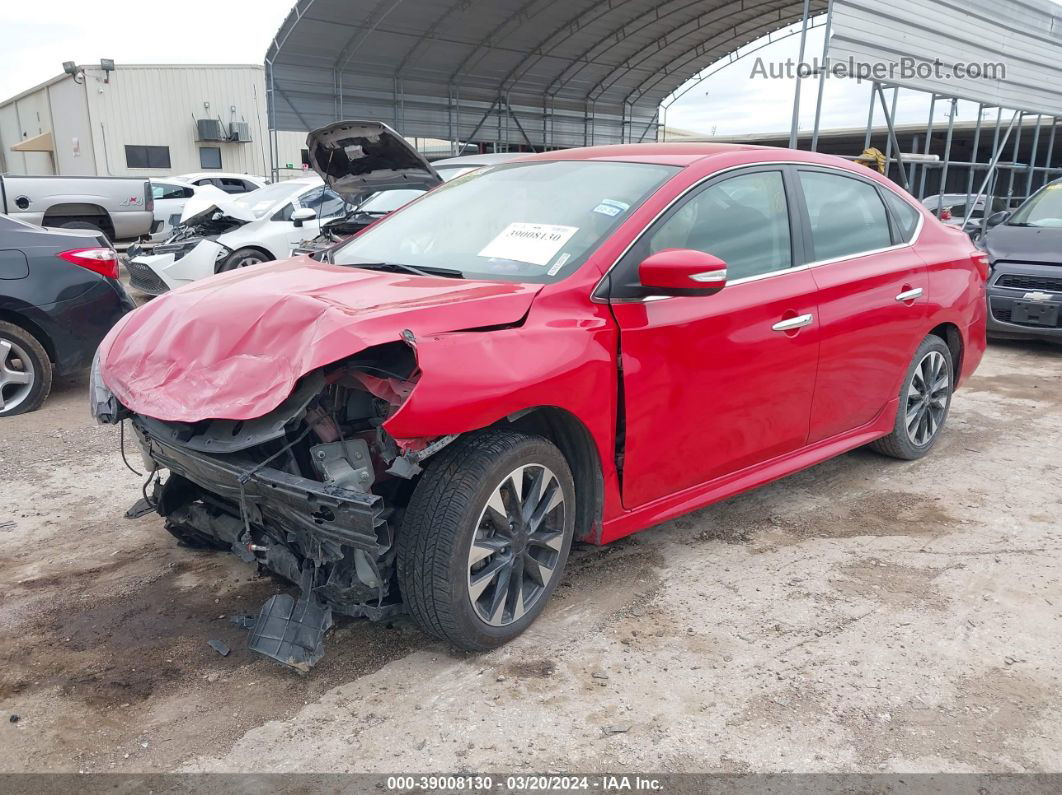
607 167 821 509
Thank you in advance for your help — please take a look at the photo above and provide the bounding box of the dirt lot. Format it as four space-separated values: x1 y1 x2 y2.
1 341 1060 774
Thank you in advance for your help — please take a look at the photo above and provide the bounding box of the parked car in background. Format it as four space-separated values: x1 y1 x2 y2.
147 178 229 243
127 121 442 293
922 194 1007 235
125 177 347 294
979 179 1062 342
94 143 986 664
0 175 153 242
0 214 133 416
176 173 267 194
293 150 525 256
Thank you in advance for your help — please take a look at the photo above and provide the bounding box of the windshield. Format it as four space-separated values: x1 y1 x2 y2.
356 188 425 214
1009 182 1062 227
231 181 316 219
332 160 678 283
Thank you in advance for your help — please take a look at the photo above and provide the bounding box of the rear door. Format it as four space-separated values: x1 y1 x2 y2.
607 166 821 508
795 168 929 443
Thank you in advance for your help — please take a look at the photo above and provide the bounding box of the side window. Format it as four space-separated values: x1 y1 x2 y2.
800 171 893 260
241 179 259 192
315 189 347 218
294 186 346 219
152 183 193 200
646 170 792 281
218 178 247 194
881 188 921 242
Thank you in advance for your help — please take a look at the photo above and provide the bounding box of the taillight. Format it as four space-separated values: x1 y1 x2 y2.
58 247 119 279
940 208 952 221
972 252 990 281
144 181 154 213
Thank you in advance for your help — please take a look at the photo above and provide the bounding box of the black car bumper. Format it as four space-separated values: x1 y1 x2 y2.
28 278 135 375
987 262 1062 342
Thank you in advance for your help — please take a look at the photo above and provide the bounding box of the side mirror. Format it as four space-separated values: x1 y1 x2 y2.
985 210 1010 228
292 207 317 227
638 249 728 296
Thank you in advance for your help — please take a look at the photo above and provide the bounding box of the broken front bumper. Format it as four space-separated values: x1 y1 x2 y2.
132 419 400 668
139 422 385 553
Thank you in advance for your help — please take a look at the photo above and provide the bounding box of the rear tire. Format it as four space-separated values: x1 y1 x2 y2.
870 335 954 460
0 321 52 417
217 247 270 273
396 430 576 651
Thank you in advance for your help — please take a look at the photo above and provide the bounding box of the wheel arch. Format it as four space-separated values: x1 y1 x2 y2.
0 308 56 363
927 321 963 380
497 406 605 544
221 245 277 268
41 204 115 238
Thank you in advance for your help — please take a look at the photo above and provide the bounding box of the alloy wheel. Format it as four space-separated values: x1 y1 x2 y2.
467 464 566 627
905 350 949 446
0 338 35 414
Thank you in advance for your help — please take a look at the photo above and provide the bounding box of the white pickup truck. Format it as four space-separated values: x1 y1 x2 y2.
0 175 154 242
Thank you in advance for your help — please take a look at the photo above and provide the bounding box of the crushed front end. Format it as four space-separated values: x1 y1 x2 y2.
100 342 432 670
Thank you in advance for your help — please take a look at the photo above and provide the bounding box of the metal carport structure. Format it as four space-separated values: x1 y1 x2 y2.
265 0 826 165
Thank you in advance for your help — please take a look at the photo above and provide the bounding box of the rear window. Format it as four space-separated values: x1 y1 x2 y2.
799 171 893 260
882 190 921 241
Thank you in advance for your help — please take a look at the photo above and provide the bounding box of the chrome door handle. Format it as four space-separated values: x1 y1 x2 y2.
772 313 814 332
895 287 924 302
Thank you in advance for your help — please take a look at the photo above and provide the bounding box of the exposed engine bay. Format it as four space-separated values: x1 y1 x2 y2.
290 212 377 258
122 341 451 670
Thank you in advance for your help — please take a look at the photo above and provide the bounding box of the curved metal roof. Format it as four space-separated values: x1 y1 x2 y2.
266 0 826 148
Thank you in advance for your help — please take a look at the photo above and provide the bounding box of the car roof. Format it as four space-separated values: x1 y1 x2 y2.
432 152 527 168
178 172 265 182
512 142 774 167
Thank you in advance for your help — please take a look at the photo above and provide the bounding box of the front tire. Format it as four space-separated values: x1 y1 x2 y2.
870 334 954 460
0 321 52 417
397 430 576 651
217 247 269 273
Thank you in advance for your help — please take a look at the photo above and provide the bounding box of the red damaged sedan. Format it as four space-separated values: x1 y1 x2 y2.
93 136 987 664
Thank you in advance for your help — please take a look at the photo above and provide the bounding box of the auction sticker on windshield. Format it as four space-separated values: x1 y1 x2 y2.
478 222 578 266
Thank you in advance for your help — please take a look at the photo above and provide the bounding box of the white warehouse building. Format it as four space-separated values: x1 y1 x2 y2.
0 63 307 179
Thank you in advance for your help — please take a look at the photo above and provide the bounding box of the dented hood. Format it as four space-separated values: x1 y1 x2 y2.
98 258 541 422
305 120 441 203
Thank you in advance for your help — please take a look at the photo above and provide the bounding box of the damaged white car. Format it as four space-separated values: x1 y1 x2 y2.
124 127 442 296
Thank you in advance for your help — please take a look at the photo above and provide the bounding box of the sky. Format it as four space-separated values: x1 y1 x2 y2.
0 3 1033 137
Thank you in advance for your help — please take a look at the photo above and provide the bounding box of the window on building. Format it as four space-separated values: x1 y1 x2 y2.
199 146 222 170
125 145 171 169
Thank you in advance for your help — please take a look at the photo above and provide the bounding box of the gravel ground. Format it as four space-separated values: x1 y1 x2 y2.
0 341 1060 774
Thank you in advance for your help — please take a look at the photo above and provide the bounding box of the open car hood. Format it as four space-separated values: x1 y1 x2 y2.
305 120 442 203
178 184 237 225
180 197 257 226
97 258 541 422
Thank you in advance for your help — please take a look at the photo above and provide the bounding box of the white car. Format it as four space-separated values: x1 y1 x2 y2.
147 178 230 243
126 122 442 295
176 173 267 194
125 178 347 294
